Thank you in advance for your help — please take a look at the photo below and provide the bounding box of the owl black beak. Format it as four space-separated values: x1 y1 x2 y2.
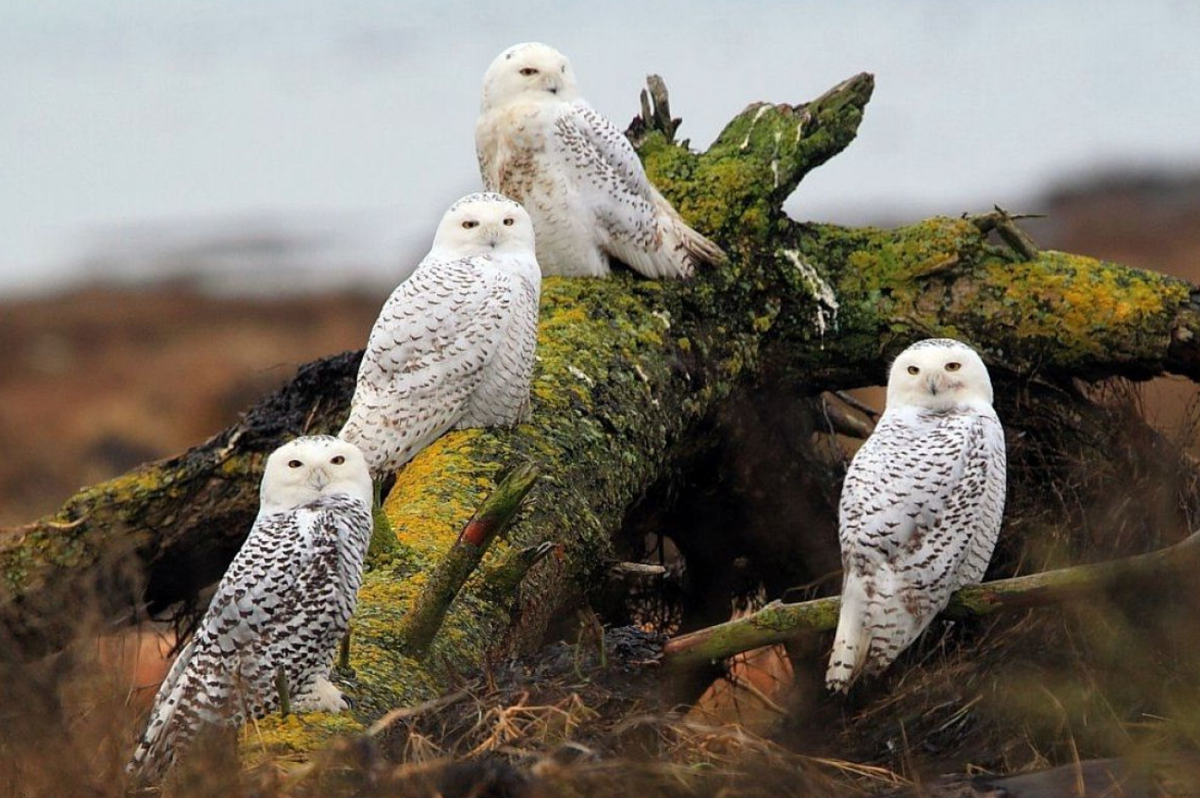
926 375 943 396
309 467 330 491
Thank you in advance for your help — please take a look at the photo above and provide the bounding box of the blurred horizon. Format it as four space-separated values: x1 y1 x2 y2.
4 1 1200 297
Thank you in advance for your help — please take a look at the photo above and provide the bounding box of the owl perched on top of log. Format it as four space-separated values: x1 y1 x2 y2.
339 192 542 476
127 435 374 781
475 42 724 279
825 339 1007 693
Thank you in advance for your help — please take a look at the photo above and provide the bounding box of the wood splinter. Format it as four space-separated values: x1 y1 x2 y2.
274 665 291 718
967 205 1044 260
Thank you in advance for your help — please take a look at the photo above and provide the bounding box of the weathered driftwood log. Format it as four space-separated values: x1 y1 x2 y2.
3 70 1200 758
663 528 1200 668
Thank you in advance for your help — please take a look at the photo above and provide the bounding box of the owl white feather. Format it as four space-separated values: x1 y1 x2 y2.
825 339 1006 693
475 42 724 279
339 192 541 476
127 436 373 781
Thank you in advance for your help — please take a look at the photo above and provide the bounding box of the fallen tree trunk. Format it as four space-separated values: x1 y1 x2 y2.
2 71 1200 759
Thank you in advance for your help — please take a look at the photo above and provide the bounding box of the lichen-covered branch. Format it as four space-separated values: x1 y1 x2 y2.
3 71 1200 760
662 528 1200 668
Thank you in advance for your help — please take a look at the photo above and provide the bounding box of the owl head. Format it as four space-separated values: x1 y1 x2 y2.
481 42 580 111
431 192 536 258
260 435 372 513
886 338 994 411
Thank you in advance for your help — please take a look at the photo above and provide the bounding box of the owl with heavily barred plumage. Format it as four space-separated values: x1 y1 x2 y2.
127 435 373 781
826 339 1006 693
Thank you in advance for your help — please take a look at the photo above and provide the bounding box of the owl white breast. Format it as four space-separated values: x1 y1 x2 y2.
825 338 1007 693
127 436 374 781
339 192 542 476
475 42 724 279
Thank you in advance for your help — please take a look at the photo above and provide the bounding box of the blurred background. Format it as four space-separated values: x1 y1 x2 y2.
4 0 1200 525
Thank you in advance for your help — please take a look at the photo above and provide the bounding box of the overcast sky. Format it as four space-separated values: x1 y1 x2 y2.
3 1 1198 294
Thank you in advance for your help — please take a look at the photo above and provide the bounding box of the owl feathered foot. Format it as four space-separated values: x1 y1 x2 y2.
293 674 351 713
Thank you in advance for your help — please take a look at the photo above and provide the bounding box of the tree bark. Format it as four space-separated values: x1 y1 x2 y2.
2 71 1199 758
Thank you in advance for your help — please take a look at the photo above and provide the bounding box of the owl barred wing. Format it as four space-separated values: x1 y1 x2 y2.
554 101 723 279
837 415 941 558
340 256 523 472
560 101 658 200
127 497 371 781
952 413 1007 587
838 412 988 567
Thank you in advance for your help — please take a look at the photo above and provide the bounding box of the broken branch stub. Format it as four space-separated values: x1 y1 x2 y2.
394 463 540 656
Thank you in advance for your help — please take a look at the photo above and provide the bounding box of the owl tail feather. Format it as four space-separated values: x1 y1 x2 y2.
125 639 208 784
634 188 726 279
825 576 872 693
670 215 727 271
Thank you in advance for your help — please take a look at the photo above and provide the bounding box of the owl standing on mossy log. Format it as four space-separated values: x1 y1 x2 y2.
826 339 1007 693
339 192 542 476
127 436 373 782
476 41 725 279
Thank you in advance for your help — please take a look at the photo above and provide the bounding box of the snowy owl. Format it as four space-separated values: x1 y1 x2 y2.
127 435 373 781
339 192 541 476
825 339 1006 693
475 42 724 279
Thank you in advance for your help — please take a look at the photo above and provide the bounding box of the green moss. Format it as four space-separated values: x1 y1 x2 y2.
245 712 365 762
966 251 1188 357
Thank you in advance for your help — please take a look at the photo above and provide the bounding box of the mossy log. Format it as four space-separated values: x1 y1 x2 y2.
3 71 1200 759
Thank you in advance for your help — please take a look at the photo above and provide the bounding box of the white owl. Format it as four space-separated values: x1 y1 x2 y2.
338 192 541 476
475 42 725 279
825 339 1007 693
127 435 373 781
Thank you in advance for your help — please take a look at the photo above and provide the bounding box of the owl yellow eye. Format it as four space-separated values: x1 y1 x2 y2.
502 217 515 226
519 67 538 76
330 455 345 465
461 220 479 229
288 460 303 468
945 362 962 372
907 366 920 375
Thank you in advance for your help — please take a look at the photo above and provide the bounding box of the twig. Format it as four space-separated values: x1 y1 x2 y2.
967 205 1044 260
663 528 1200 668
274 666 291 718
481 540 559 599
366 686 474 737
395 463 540 656
608 562 668 577
337 627 351 672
